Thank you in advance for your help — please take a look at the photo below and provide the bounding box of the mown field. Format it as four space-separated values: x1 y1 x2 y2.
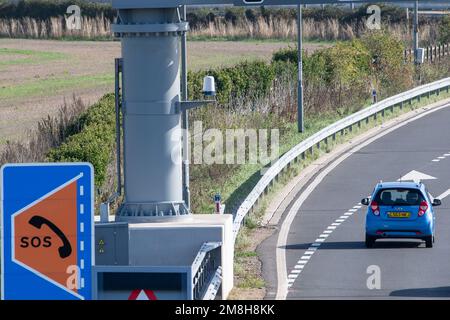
0 38 332 145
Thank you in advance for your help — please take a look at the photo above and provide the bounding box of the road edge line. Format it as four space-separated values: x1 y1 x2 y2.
275 99 450 300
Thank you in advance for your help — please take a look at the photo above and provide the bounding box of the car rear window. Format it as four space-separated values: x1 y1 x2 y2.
374 188 424 206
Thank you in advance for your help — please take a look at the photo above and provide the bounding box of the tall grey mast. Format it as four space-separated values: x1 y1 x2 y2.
113 6 190 220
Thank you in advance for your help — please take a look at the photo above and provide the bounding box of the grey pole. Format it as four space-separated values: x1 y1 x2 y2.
181 5 191 211
413 0 419 63
297 4 304 133
114 58 122 197
112 6 190 220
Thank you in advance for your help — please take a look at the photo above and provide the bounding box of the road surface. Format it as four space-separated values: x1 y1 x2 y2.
260 101 450 299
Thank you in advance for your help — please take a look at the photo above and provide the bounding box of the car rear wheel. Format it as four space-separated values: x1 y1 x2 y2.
365 234 375 248
425 236 433 248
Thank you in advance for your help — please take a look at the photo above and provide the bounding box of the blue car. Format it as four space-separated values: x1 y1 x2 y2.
361 181 442 248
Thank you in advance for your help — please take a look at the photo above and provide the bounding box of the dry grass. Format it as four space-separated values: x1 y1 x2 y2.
0 15 111 39
0 15 442 45
0 95 86 165
191 16 441 45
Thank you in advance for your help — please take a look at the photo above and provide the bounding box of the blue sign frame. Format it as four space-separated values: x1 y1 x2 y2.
1 163 94 300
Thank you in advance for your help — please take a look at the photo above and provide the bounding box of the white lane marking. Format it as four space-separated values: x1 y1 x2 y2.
80 222 84 233
331 222 341 226
432 159 440 162
437 189 450 200
348 208 357 212
79 185 84 196
80 241 84 252
444 153 450 157
277 101 450 299
336 219 345 222
80 204 84 215
80 259 85 270
344 212 353 216
399 170 437 182
339 215 349 219
438 156 445 159
353 205 362 209
80 278 85 289
284 203 360 294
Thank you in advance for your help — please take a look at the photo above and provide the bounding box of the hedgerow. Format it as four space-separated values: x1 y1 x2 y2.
46 94 115 186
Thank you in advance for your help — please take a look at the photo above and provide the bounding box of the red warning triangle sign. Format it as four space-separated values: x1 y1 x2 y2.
128 289 158 300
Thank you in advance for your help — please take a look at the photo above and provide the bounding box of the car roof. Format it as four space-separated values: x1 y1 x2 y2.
376 181 423 189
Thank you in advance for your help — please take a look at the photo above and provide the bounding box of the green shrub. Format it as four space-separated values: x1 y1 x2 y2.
47 93 115 187
188 60 276 104
439 16 450 44
272 46 299 64
361 31 413 95
0 0 115 19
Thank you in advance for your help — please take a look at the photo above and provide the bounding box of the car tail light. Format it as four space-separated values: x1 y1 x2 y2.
370 201 380 216
418 200 428 216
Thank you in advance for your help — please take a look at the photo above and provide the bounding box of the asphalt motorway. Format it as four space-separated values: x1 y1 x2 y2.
260 102 450 299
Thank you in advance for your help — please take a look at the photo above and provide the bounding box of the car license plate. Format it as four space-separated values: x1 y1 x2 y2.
388 212 410 218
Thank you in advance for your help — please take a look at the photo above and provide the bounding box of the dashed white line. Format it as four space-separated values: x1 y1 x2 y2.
80 278 85 289
80 259 85 270
438 156 445 159
437 189 450 200
80 222 84 233
285 202 361 292
432 159 440 162
79 186 84 196
80 204 84 214
80 241 84 252
278 102 450 300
